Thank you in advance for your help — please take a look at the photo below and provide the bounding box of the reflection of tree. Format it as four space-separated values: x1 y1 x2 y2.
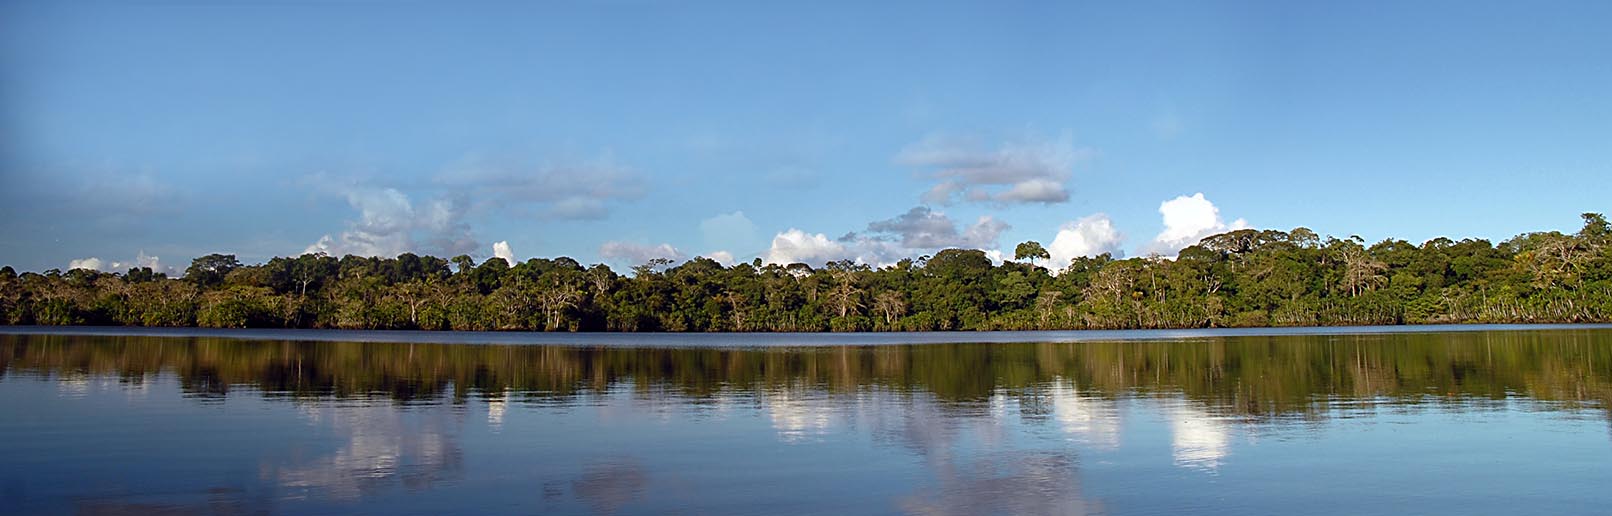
8 330 1612 512
75 488 274 516
5 329 1612 422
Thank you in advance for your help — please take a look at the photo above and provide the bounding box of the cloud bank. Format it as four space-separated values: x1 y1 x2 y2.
897 134 1092 206
764 206 1011 267
304 187 478 258
67 251 168 274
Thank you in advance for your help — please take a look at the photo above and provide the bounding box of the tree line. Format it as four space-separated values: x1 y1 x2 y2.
1 213 1609 331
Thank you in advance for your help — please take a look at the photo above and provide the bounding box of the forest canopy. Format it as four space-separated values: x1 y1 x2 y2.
2 213 1609 332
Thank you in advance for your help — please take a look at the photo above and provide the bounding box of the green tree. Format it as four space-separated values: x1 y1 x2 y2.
184 253 240 287
1014 240 1051 267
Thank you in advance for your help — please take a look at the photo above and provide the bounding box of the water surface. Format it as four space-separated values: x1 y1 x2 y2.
2 327 1610 514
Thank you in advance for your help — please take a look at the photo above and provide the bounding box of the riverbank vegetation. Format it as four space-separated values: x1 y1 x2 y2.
2 214 1609 331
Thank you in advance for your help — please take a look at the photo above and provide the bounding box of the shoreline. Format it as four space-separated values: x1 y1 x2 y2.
5 322 1611 348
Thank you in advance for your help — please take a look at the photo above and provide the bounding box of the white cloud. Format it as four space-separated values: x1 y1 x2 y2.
700 211 759 252
305 186 478 258
706 251 736 266
897 133 1092 206
67 251 168 274
1048 213 1125 270
1147 193 1249 256
131 251 165 273
492 241 515 264
599 241 684 266
68 257 105 272
994 178 1069 204
764 229 849 266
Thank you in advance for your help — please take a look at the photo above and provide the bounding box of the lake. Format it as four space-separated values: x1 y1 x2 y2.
2 326 1610 515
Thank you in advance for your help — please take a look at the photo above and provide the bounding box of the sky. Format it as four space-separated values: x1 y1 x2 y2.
2 0 1609 274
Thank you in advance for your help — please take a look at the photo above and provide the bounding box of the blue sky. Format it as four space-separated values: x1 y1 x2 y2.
2 0 1609 273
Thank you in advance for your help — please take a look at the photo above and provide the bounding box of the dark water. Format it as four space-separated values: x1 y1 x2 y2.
2 328 1610 515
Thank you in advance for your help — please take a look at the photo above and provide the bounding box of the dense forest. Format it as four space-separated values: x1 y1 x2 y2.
2 213 1609 332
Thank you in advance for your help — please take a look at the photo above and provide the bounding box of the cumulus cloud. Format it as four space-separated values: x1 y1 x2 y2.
67 257 105 272
438 153 645 220
492 241 515 264
67 251 167 273
305 186 478 258
706 250 737 266
764 229 851 266
1048 214 1125 269
599 241 684 266
1147 193 1249 256
897 134 1092 206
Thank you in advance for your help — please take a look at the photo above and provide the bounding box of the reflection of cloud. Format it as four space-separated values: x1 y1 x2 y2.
900 451 1099 516
571 459 648 516
487 389 508 432
760 387 1099 515
766 388 839 443
1048 381 1121 449
270 404 463 501
1169 404 1229 471
56 373 91 398
851 390 963 460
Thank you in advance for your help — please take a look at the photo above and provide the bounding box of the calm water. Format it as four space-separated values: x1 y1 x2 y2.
2 327 1610 515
